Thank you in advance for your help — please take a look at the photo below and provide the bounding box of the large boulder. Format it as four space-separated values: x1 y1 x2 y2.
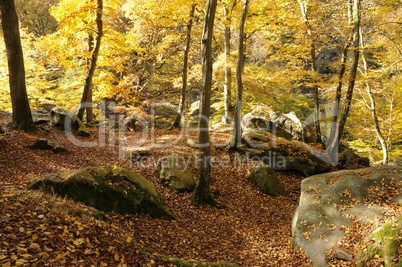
31 109 51 125
241 113 274 133
28 167 174 219
157 154 196 192
249 163 287 196
338 148 370 170
270 111 303 141
50 107 90 136
292 160 402 266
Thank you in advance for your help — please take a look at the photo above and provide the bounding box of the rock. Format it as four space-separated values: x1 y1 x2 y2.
249 163 287 196
271 156 319 176
29 138 69 153
28 167 174 219
157 154 195 192
31 109 51 125
30 138 53 150
292 161 402 266
270 111 303 141
50 107 90 136
242 113 274 133
52 145 69 154
356 217 402 266
338 148 370 170
332 247 354 261
301 121 318 143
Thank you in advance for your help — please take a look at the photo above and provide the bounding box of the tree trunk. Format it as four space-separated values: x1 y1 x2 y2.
233 0 249 148
77 0 103 122
171 3 196 130
223 6 233 123
193 0 218 205
359 29 388 164
86 32 95 122
336 0 360 143
297 0 321 143
327 0 354 159
0 0 34 131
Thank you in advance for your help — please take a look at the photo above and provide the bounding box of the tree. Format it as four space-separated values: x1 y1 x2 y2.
193 0 218 205
77 0 103 122
222 1 238 123
358 34 388 164
170 2 196 129
327 0 361 159
0 0 34 130
232 0 249 148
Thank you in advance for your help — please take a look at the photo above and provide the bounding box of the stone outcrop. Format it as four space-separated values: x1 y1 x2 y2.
291 160 402 266
50 107 90 136
28 167 174 219
242 113 274 133
29 138 69 154
157 154 195 192
31 109 51 125
249 163 287 196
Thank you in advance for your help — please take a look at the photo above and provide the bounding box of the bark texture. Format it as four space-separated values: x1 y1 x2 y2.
193 0 218 204
0 0 34 130
233 0 249 148
77 0 103 122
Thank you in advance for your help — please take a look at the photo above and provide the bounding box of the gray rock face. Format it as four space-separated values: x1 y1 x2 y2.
242 113 274 133
28 167 174 219
249 163 287 196
31 109 51 125
157 154 195 192
50 107 90 136
292 160 402 266
241 112 317 143
270 111 303 141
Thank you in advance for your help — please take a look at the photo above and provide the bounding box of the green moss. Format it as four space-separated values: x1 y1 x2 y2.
28 167 175 219
357 217 402 267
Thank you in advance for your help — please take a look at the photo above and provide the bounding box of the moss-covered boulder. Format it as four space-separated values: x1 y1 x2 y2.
28 167 174 219
357 217 402 267
157 154 195 192
249 163 287 196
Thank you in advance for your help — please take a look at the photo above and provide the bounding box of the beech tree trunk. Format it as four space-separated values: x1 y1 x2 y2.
359 29 388 164
193 0 218 205
223 6 233 123
297 0 321 143
0 0 34 130
336 0 360 143
327 0 358 160
86 32 95 122
171 3 196 129
233 0 249 148
77 0 103 122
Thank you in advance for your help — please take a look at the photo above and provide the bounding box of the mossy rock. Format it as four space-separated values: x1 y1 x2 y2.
28 167 174 219
356 217 402 267
249 163 287 196
157 154 195 192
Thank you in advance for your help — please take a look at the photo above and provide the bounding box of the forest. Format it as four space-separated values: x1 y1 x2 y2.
0 0 401 266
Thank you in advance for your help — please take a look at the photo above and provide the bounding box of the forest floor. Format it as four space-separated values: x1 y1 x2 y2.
1 113 317 266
